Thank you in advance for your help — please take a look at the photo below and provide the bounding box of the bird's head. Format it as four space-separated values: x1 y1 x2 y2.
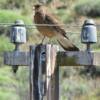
33 4 43 11
34 4 42 9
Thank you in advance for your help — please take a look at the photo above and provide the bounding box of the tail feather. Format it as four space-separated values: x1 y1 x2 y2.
58 40 79 51
56 34 79 51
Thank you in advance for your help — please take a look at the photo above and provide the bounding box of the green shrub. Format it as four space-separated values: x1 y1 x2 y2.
55 9 75 23
0 0 31 9
0 10 32 24
60 78 89 100
74 0 100 17
0 35 14 52
0 67 19 100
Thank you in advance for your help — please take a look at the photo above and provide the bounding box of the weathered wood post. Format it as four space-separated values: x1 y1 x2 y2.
29 45 46 100
45 45 59 100
29 46 35 100
29 44 59 100
4 43 100 100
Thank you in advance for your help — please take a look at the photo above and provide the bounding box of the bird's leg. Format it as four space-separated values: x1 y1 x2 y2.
41 36 45 44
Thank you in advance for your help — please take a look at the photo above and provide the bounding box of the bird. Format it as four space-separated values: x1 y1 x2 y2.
33 4 79 51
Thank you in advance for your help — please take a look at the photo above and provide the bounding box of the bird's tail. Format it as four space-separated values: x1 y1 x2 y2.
56 34 79 51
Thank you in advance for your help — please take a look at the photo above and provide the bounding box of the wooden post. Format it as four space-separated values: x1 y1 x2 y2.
30 46 36 100
45 45 59 100
30 44 46 100
4 44 100 100
30 44 59 100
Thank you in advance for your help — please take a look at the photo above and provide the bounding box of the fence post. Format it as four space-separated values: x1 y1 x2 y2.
30 45 46 100
29 44 59 100
30 46 36 100
45 45 59 100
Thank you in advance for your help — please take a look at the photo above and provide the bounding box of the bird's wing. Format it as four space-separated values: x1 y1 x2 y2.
44 13 68 38
44 13 79 51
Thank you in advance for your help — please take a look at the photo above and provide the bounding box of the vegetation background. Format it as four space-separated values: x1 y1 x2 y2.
0 0 100 100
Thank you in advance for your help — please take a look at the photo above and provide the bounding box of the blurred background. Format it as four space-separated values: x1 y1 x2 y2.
0 0 100 100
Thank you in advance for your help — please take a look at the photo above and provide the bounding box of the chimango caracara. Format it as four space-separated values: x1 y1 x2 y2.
33 4 79 51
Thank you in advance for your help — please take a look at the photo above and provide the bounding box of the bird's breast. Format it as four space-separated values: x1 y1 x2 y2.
34 13 56 38
37 26 56 38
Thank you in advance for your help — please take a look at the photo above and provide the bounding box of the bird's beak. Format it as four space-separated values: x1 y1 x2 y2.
32 6 35 10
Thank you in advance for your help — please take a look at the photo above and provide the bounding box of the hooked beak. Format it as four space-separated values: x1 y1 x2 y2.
32 6 35 10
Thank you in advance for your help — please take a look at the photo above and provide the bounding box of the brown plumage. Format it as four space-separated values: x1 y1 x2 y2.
33 4 79 51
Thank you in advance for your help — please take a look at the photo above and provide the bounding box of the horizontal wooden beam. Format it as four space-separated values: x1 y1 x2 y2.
4 47 100 67
57 51 100 66
4 51 29 66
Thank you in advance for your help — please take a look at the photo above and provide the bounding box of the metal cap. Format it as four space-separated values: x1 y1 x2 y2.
83 19 95 26
14 20 25 26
